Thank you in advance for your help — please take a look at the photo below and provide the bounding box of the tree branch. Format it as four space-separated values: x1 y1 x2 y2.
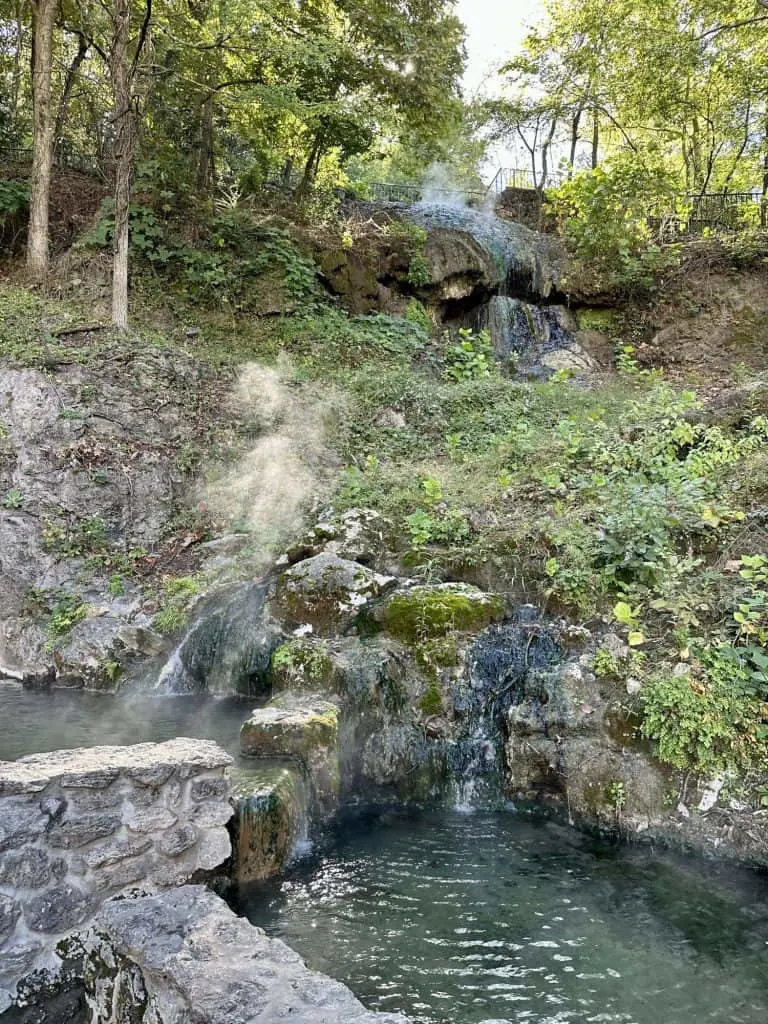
130 0 152 78
698 14 768 40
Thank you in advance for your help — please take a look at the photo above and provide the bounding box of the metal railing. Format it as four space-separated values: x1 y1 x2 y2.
2 146 106 177
486 167 566 195
364 180 487 204
650 191 765 239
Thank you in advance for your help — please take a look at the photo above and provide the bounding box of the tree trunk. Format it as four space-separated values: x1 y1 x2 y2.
54 33 90 147
762 108 768 229
568 106 582 176
297 135 323 197
27 0 58 282
110 0 133 330
591 107 599 169
11 0 26 126
196 94 215 192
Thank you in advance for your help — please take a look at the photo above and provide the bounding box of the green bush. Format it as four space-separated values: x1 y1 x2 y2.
443 328 495 382
547 155 681 291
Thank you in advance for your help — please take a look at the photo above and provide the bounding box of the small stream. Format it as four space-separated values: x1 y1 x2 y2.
237 809 768 1024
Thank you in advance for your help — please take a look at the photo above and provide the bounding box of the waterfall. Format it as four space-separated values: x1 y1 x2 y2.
406 201 586 378
481 296 579 377
448 607 561 812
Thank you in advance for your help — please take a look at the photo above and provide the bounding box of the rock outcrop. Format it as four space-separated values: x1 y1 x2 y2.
82 885 410 1023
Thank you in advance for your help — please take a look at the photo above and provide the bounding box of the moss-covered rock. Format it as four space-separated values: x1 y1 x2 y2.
274 552 397 635
240 696 340 817
270 638 338 692
230 762 308 882
372 583 504 644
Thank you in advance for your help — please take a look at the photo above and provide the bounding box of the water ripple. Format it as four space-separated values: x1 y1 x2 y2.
237 811 768 1024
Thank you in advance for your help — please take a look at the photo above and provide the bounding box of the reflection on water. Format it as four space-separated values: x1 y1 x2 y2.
0 680 254 761
237 810 768 1024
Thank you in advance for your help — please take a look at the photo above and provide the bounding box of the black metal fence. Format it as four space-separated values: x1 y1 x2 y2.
486 166 565 195
2 146 106 177
650 191 765 239
364 180 487 204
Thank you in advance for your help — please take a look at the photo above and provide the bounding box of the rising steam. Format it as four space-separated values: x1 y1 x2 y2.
202 359 342 560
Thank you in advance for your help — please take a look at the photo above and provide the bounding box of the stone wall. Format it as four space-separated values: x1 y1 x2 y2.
0 739 233 1011
83 885 410 1023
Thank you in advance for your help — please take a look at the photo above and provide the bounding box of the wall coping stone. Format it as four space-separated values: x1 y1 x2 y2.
0 739 233 796
84 885 411 1023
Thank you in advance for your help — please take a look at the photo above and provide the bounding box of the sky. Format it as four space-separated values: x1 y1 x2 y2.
454 0 545 174
455 0 545 97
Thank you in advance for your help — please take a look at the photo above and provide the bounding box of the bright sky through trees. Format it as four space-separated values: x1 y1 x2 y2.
456 0 543 95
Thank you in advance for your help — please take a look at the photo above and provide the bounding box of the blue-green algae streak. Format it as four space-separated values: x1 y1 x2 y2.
238 810 768 1024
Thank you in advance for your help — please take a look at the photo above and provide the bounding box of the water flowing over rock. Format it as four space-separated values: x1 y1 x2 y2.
231 762 310 882
481 297 596 377
155 582 282 696
407 201 567 302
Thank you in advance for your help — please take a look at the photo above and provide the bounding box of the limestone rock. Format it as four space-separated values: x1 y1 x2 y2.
241 697 340 817
155 581 283 696
82 886 410 1023
0 894 21 938
275 552 397 635
23 883 95 933
0 848 51 889
540 343 597 374
232 763 309 881
420 228 501 302
372 583 504 643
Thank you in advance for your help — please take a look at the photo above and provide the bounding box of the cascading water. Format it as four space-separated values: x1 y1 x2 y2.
447 607 562 811
406 200 587 377
481 296 579 377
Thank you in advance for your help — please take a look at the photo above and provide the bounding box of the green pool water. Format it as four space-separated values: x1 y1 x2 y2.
237 809 768 1024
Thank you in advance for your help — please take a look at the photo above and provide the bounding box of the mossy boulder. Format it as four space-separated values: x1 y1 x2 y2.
270 638 339 692
270 634 411 713
240 696 340 817
371 583 505 644
274 552 397 635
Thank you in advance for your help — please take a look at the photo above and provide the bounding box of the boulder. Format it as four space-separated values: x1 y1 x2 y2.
372 583 505 643
82 886 411 1023
318 248 380 313
274 553 397 635
240 697 340 817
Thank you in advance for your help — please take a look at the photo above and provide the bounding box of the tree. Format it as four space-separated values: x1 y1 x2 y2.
104 0 151 329
26 0 58 281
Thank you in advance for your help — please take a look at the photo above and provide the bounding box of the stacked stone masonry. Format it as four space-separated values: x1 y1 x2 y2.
0 739 233 1011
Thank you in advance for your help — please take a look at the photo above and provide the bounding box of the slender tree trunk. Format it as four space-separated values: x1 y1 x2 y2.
591 107 599 169
297 134 323 197
196 93 215 192
110 0 132 330
11 0 25 125
27 0 58 282
54 34 90 147
568 106 582 176
762 108 768 229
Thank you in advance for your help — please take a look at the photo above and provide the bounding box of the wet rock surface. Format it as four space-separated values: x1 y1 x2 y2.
83 885 411 1023
241 697 341 817
231 763 309 881
155 581 282 696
